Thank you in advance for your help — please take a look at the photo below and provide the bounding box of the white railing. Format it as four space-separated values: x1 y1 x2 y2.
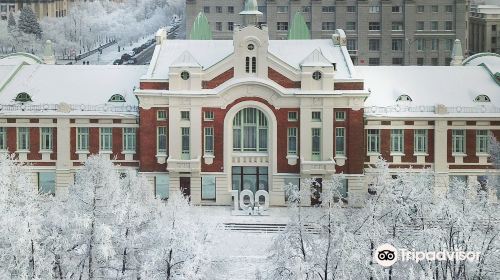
365 104 500 115
0 103 139 113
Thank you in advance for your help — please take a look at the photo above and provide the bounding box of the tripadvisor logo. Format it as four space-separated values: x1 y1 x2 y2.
374 243 481 267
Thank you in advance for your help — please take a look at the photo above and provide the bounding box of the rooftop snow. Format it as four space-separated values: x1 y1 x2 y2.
0 65 147 110
147 38 354 80
357 66 500 117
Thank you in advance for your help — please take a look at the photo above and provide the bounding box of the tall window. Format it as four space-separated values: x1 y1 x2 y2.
201 175 216 200
155 174 169 199
17 127 29 150
252 57 256 73
100 128 112 151
312 128 321 160
233 108 268 152
392 39 403 51
452 130 466 154
157 127 167 154
181 127 190 159
123 128 136 152
40 127 52 151
245 57 256 73
391 129 404 153
77 128 89 151
204 127 214 154
367 129 380 154
476 130 490 154
335 127 345 156
0 128 6 150
369 39 380 51
414 129 428 153
288 127 297 155
38 172 55 195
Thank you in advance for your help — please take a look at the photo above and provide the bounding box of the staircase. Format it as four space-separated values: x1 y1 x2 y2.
223 222 320 234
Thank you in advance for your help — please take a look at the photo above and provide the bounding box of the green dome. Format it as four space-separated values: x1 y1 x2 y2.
189 12 212 40
288 12 310 40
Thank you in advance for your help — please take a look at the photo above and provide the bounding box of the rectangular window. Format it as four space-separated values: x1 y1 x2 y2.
302 6 311 13
369 39 380 51
312 128 321 160
155 174 169 199
201 175 216 200
312 111 321 121
181 127 190 159
284 177 300 202
204 127 214 154
100 128 112 151
417 21 425 31
431 5 438 13
369 58 380 66
431 21 438 31
216 22 222 31
288 111 298 121
38 172 55 195
446 5 453 13
445 21 453 31
228 6 234 13
392 22 403 31
17 127 30 151
157 110 167 120
452 130 466 154
228 22 234 31
392 6 401 13
347 6 356 13
392 58 403 65
431 58 439 66
417 58 424 66
157 127 167 154
277 22 288 31
181 111 190 120
203 6 210 13
417 5 424 13
367 129 380 154
417 39 425 51
322 22 335 31
216 6 222 13
322 6 335 13
40 127 52 151
369 22 380 31
335 111 346 121
369 6 380 13
335 127 345 156
391 129 404 153
0 128 6 150
204 111 214 120
392 39 403 51
123 128 136 152
431 39 439 50
287 127 297 155
277 6 288 13
414 129 428 153
77 127 89 151
347 39 357 51
251 57 256 73
476 130 490 154
346 22 356 31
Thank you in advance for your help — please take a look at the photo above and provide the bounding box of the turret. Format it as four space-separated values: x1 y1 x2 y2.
450 39 464 66
239 0 262 27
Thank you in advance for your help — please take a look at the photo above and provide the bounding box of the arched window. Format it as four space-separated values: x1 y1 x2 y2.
233 108 268 152
108 94 126 102
396 94 412 102
15 92 32 102
475 95 490 102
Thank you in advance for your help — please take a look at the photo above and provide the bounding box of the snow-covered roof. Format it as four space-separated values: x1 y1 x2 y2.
463 53 500 74
146 38 354 80
0 65 147 116
357 66 500 118
0 53 43 65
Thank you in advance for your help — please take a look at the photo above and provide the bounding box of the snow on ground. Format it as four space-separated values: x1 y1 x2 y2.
193 206 290 280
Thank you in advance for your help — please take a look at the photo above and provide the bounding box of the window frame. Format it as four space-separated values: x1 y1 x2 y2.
452 129 466 155
0 127 6 150
99 127 113 152
232 108 268 152
312 128 322 160
390 129 404 154
312 111 322 122
155 174 169 200
368 22 381 31
77 127 89 151
123 127 136 152
204 127 214 155
40 127 53 151
476 130 490 154
414 129 428 154
335 111 346 121
367 129 380 154
204 111 214 121
335 127 345 156
180 111 190 121
157 110 167 120
181 127 190 159
288 111 298 121
17 127 30 151
287 127 298 155
201 175 216 201
38 172 56 195
157 126 167 154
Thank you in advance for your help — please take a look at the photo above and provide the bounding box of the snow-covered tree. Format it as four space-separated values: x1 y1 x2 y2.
7 12 16 33
141 191 216 279
18 6 42 39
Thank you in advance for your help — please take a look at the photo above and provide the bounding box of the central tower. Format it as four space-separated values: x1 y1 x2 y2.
239 0 262 27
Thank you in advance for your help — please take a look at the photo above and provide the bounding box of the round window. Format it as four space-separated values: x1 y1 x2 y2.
181 71 190 80
312 71 322 80
247 44 255 50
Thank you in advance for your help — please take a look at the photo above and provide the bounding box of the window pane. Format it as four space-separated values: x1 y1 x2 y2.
155 175 169 199
201 175 216 200
39 172 56 195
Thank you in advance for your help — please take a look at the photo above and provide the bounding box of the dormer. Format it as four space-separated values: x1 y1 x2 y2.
233 25 269 78
168 50 203 90
300 49 335 91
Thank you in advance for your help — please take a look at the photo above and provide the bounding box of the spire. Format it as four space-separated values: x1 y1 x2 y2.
288 12 310 40
189 12 212 40
239 0 262 27
450 39 464 66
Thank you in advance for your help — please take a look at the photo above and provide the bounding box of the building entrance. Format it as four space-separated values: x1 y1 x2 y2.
231 166 269 202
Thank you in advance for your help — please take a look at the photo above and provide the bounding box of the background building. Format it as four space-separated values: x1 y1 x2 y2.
0 0 68 20
469 4 500 54
186 0 469 66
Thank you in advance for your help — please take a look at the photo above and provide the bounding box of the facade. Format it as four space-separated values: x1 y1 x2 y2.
0 13 499 206
0 0 68 20
469 5 500 54
186 0 469 66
